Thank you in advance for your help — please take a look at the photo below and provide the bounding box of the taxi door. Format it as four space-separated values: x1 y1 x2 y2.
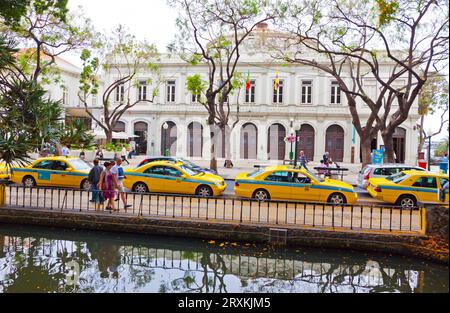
164 165 195 194
50 160 72 187
411 176 439 203
142 165 167 193
290 171 320 202
262 171 294 200
32 160 55 186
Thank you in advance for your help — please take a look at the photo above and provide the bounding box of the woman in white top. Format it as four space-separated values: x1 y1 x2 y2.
121 147 130 165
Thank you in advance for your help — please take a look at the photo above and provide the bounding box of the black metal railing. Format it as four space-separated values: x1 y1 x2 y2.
2 185 424 233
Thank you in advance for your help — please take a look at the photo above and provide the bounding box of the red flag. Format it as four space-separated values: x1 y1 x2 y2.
245 70 251 91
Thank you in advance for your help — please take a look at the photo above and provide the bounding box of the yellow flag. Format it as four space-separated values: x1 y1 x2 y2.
274 71 280 90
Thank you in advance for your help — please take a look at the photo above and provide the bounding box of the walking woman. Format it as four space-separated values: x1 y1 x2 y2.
98 161 118 211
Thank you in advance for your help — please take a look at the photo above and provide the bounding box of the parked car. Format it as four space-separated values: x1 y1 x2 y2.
10 156 93 190
136 156 217 174
234 165 357 204
124 161 226 197
367 170 449 209
357 164 425 189
0 163 10 181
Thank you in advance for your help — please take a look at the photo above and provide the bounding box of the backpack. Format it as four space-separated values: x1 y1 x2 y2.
87 167 95 183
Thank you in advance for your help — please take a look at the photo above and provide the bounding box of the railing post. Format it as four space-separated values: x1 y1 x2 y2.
0 182 6 207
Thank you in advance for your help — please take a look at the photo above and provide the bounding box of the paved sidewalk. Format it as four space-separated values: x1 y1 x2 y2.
123 156 364 185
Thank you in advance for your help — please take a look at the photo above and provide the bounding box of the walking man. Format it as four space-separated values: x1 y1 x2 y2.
121 146 130 165
88 159 103 204
299 151 309 171
112 158 131 209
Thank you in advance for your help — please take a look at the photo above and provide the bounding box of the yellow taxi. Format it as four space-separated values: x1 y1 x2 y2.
234 166 358 204
0 163 10 181
367 170 449 209
11 156 93 190
123 161 226 197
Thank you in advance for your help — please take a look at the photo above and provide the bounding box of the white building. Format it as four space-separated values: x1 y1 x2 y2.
55 25 420 165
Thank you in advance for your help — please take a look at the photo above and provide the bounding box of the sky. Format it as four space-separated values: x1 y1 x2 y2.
65 0 448 142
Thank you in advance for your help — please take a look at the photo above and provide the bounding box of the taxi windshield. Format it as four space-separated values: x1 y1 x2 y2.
248 169 265 178
307 171 324 183
180 165 199 176
386 172 408 184
69 159 93 171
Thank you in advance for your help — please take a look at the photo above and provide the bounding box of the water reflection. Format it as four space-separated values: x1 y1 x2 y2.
0 225 448 293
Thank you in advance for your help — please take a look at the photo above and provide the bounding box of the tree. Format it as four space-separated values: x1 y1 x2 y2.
277 0 449 164
417 75 449 155
169 0 281 171
1 0 92 83
78 25 161 144
0 0 92 164
59 118 96 151
434 137 449 157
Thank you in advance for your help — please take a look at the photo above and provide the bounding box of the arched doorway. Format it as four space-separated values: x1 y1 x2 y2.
187 122 203 157
133 122 148 155
240 123 258 160
112 121 126 133
267 123 286 160
161 121 177 156
325 125 345 162
297 124 315 161
393 127 406 163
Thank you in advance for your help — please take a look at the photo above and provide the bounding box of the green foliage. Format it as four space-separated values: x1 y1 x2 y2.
435 138 449 157
59 119 95 151
375 0 399 27
104 143 116 152
418 75 449 116
186 74 206 99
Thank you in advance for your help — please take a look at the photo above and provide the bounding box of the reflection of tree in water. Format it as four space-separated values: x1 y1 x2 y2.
0 237 64 293
160 252 229 293
0 229 447 293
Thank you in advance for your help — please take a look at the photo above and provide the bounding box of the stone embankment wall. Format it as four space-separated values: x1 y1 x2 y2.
0 206 448 264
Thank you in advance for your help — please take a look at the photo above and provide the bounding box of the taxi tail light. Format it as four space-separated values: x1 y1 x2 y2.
364 170 371 180
235 182 240 187
374 186 382 192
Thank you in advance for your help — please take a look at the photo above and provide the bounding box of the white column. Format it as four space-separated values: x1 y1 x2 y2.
315 121 326 162
343 121 352 163
178 119 187 158
258 121 268 161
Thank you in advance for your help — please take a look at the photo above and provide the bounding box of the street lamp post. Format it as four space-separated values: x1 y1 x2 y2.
289 127 294 161
163 122 169 156
427 129 433 171
294 127 300 168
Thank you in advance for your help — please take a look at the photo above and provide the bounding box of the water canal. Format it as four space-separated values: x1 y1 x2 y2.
0 224 448 293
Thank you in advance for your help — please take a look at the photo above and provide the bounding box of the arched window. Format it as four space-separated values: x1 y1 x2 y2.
267 123 286 160
187 122 203 157
161 122 177 156
240 123 258 160
298 124 315 161
325 125 345 162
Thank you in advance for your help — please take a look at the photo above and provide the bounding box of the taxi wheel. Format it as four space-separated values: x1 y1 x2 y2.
328 193 347 204
196 185 213 197
81 179 91 191
396 195 417 209
253 189 270 201
132 182 149 193
23 176 36 188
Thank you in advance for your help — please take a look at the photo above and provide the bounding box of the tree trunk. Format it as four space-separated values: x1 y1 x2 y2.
360 138 373 168
417 115 425 155
106 129 113 144
382 131 396 163
209 127 218 173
